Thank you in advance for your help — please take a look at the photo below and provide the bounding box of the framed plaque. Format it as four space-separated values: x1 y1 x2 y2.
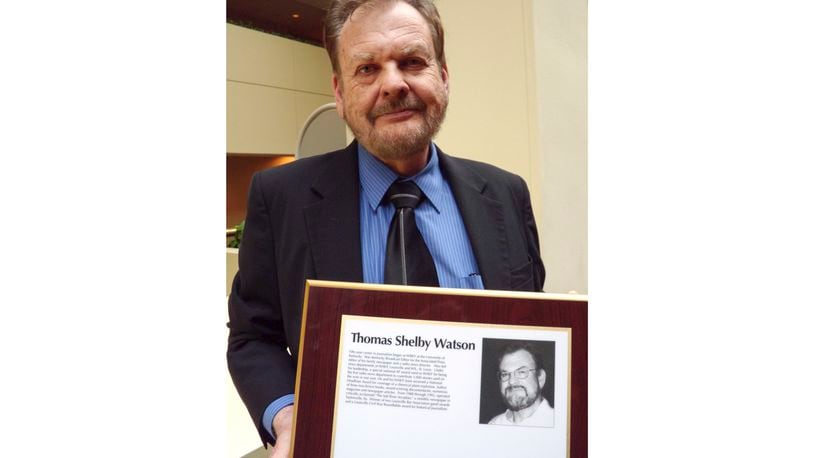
290 280 587 458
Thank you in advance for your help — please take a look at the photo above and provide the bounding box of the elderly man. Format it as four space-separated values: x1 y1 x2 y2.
227 0 545 455
489 343 554 427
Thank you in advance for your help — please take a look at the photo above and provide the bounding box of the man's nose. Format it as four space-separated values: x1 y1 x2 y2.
380 64 408 99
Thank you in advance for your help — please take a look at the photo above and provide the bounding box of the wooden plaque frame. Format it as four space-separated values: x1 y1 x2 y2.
290 280 587 458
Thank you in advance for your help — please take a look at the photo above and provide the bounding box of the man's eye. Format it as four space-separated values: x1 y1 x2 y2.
404 58 424 67
357 65 374 74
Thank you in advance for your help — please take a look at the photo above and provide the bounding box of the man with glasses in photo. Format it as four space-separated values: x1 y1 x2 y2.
489 342 554 427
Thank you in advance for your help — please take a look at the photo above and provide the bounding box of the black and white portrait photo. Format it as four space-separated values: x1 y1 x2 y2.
479 338 556 427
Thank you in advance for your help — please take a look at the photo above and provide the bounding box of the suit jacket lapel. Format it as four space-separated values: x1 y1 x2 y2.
301 144 511 289
303 143 364 283
438 150 512 290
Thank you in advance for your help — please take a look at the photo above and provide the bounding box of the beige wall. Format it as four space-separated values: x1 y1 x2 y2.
434 0 536 182
434 0 587 293
531 0 588 294
227 24 334 154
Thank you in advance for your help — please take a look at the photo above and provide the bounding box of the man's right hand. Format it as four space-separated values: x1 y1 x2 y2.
268 405 294 458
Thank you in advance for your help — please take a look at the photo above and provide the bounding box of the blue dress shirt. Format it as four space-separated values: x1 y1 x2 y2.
357 142 484 288
263 142 483 437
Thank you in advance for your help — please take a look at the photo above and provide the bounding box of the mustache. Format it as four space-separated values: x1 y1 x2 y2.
504 386 528 396
368 96 427 121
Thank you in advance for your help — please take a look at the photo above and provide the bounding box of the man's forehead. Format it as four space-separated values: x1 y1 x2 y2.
337 2 433 60
500 349 536 368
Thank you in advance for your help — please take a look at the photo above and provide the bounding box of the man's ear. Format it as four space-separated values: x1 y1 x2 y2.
441 64 450 93
537 368 546 389
332 73 345 119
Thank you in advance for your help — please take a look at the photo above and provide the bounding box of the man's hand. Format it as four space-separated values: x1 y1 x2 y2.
268 405 294 458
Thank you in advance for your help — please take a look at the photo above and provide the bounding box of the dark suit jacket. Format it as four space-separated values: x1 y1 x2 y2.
227 141 544 444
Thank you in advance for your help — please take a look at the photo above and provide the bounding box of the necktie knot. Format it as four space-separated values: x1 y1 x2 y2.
385 180 424 210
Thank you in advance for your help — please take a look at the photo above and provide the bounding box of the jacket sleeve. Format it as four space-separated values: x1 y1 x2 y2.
517 176 546 292
227 172 297 446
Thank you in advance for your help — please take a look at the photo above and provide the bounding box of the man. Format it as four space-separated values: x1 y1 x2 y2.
227 0 545 455
488 343 554 427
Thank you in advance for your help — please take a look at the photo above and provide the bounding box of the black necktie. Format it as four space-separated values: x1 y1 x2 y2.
383 180 439 287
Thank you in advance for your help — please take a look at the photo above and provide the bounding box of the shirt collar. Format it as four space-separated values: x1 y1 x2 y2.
358 142 443 213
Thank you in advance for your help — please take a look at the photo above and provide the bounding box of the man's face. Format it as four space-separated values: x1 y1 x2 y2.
498 349 545 411
332 1 449 162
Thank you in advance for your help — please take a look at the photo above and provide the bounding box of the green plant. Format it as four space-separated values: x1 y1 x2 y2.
227 220 245 248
